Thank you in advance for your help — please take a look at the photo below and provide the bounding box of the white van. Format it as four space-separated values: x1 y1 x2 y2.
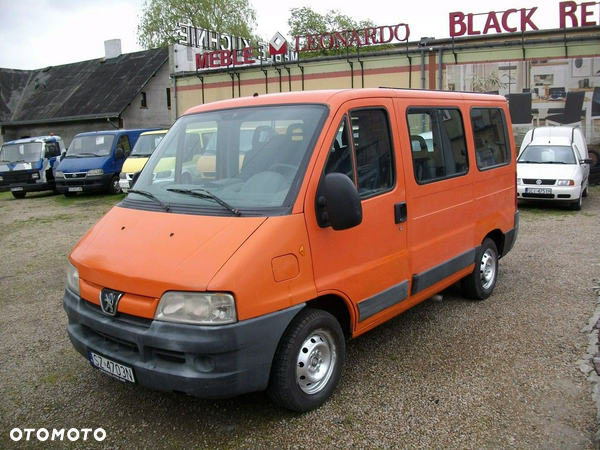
517 126 592 210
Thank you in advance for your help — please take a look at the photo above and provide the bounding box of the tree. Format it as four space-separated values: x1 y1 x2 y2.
137 0 257 49
288 7 387 57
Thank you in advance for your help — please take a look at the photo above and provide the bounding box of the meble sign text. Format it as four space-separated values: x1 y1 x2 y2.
175 23 297 71
450 1 600 37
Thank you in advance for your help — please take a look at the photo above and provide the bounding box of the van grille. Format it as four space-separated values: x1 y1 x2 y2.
522 178 555 185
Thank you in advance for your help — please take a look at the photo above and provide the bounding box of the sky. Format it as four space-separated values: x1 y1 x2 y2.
0 0 577 70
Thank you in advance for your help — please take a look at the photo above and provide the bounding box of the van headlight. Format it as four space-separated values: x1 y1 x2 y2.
155 292 237 325
87 169 104 176
67 262 80 296
557 179 574 186
55 171 63 178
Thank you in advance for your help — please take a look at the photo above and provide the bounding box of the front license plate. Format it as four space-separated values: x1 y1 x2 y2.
68 187 83 192
525 187 552 194
88 350 135 383
10 187 24 192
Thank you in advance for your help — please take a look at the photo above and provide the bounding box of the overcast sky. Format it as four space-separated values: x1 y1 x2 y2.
0 0 577 70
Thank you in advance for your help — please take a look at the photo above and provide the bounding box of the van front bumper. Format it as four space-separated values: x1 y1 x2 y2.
63 288 303 399
517 185 581 202
0 181 54 193
56 173 114 193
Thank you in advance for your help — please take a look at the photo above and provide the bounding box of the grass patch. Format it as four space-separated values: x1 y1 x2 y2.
53 192 125 207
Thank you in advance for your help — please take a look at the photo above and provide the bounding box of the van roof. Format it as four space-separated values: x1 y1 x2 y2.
3 135 62 145
529 126 580 142
73 129 159 138
183 88 506 116
528 136 572 147
140 129 169 136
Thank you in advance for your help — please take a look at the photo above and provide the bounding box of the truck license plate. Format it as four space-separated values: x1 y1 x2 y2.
69 187 83 192
88 350 135 383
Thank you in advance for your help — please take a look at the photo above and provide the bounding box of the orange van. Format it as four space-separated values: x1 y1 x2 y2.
63 89 519 412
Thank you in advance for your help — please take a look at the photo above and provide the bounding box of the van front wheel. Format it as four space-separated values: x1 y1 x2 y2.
267 308 345 412
108 175 122 195
461 238 498 300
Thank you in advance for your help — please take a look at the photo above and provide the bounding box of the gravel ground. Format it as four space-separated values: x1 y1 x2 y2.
1 187 599 449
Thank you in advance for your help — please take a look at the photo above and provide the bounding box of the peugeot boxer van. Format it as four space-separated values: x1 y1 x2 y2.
0 135 65 198
63 89 519 412
55 129 157 196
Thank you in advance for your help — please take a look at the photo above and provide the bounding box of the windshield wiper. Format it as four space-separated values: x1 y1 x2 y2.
167 188 241 216
128 189 170 212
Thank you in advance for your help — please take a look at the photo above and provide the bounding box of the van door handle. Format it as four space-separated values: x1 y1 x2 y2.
394 202 407 224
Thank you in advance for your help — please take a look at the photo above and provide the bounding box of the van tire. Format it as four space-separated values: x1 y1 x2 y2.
108 175 122 195
589 149 600 168
11 191 26 199
267 308 345 412
461 238 498 300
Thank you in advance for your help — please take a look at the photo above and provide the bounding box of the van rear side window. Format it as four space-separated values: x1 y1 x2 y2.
470 108 511 170
407 108 468 184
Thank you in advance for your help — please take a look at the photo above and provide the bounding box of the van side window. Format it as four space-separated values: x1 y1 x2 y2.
351 108 394 197
407 108 468 183
471 108 511 170
324 109 394 198
118 135 132 155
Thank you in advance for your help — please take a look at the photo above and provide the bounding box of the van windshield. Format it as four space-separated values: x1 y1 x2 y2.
518 145 576 164
66 135 116 157
124 104 327 215
0 142 44 163
130 133 166 157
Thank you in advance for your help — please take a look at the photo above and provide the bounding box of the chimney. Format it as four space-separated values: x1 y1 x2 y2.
104 39 122 59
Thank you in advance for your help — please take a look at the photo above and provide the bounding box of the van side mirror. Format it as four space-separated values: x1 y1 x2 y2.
321 173 362 230
582 158 593 165
116 147 125 159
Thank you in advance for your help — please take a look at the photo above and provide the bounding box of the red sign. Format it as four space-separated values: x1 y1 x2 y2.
294 24 410 53
450 2 600 38
450 8 538 37
196 48 256 70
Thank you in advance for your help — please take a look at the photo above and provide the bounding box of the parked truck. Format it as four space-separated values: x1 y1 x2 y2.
0 135 65 198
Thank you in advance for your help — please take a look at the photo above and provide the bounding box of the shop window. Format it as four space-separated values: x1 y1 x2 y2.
470 108 511 170
407 107 468 184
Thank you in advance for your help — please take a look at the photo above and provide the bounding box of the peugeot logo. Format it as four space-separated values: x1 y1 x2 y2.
99 289 124 316
536 179 542 185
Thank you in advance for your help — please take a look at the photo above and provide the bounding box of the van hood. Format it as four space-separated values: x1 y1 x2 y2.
70 206 266 298
0 159 42 172
517 163 578 180
57 155 111 173
122 157 149 174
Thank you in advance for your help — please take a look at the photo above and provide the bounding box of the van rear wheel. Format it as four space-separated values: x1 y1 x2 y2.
267 308 344 412
461 238 498 300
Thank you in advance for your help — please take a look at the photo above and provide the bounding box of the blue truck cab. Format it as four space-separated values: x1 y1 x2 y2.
55 129 157 196
0 135 65 198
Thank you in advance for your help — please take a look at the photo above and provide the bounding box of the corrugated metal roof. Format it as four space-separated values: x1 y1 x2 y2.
0 47 168 126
